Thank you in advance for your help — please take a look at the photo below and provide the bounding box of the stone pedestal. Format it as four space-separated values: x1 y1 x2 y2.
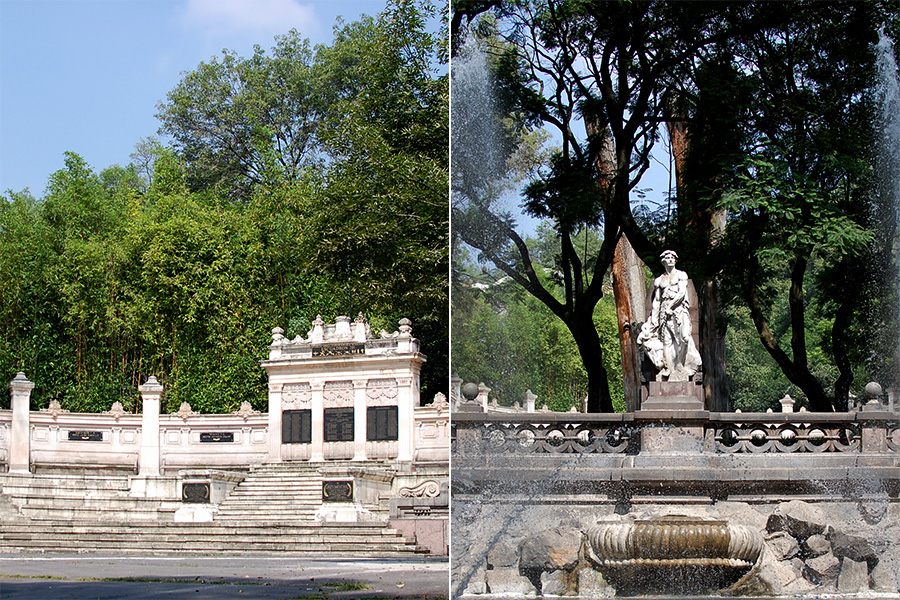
637 381 707 454
640 381 705 412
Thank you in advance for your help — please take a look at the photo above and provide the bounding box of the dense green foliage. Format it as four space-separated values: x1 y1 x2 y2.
452 226 625 412
452 1 899 412
0 1 448 413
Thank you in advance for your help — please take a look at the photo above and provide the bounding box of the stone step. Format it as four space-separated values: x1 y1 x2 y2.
0 531 410 544
0 539 424 554
3 520 403 533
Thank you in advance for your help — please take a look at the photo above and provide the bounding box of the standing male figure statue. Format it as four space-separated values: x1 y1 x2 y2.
637 250 702 382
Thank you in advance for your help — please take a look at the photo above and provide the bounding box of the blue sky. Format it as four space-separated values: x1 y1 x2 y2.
0 0 387 197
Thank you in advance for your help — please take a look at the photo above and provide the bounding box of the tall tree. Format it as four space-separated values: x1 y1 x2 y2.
452 1 788 412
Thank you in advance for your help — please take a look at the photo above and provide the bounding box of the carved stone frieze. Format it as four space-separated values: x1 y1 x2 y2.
282 382 312 410
323 381 353 408
399 480 441 498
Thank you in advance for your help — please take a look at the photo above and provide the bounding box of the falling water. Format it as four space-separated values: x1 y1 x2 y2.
450 33 508 211
877 28 900 396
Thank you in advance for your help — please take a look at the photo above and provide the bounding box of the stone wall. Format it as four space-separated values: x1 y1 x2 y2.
452 410 900 598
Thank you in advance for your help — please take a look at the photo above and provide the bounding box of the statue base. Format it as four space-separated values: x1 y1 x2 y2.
637 381 707 454
639 381 705 412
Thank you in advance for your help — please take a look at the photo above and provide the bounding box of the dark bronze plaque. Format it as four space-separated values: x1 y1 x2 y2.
322 480 353 502
324 407 354 442
282 410 312 444
182 483 211 503
200 432 234 443
312 342 365 357
68 430 102 441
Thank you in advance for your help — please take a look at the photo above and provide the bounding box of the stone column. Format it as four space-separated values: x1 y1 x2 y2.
450 374 462 412
138 376 163 477
396 377 414 462
352 379 368 461
8 372 35 475
310 382 325 462
267 382 283 462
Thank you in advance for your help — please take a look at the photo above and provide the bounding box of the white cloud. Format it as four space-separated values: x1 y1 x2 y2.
181 0 320 40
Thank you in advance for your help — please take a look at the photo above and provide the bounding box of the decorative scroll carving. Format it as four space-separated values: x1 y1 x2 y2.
887 426 900 452
103 401 128 421
432 392 449 414
399 480 441 498
323 381 353 408
282 383 311 410
175 402 194 421
467 421 636 455
40 399 69 419
232 401 259 421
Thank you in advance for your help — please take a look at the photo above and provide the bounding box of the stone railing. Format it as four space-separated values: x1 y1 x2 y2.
0 372 449 475
451 410 900 456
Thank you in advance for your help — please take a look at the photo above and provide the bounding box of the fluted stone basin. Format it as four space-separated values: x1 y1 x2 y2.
586 515 763 595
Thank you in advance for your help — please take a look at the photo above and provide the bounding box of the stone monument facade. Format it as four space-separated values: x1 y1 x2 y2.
263 314 425 463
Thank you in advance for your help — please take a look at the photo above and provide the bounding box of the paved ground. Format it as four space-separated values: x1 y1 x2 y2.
0 554 449 599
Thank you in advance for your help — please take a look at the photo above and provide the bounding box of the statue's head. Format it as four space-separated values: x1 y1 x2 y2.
660 249 678 265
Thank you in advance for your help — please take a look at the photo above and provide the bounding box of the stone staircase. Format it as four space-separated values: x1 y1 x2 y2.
215 462 325 522
0 464 423 556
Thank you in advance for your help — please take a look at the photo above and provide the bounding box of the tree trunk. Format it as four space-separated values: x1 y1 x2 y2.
568 311 614 413
611 235 645 412
665 105 730 411
744 256 833 412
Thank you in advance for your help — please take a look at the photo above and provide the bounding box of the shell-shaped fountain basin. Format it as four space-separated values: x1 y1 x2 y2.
586 515 763 596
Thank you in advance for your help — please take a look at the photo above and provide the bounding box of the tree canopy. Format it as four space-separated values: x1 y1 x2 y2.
1 0 448 413
452 0 898 412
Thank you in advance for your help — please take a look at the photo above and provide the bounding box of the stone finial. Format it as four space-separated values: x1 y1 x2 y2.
271 327 285 343
233 400 259 421
175 401 194 420
398 317 413 337
476 382 491 410
104 401 128 421
353 313 368 342
779 393 795 413
524 389 537 413
8 371 35 392
138 376 163 395
40 398 69 419
461 382 479 402
309 315 325 343
432 392 449 414
863 381 884 411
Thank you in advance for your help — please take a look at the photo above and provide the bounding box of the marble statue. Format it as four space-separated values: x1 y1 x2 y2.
637 250 702 382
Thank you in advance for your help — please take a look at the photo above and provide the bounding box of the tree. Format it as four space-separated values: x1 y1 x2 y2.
452 1 790 412
453 1 896 412
714 3 885 411
157 31 322 198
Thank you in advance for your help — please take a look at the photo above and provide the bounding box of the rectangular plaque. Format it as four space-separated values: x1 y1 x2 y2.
322 480 353 502
367 406 399 441
312 342 365 357
182 483 211 503
324 407 354 442
199 432 234 443
282 410 312 444
68 430 102 442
